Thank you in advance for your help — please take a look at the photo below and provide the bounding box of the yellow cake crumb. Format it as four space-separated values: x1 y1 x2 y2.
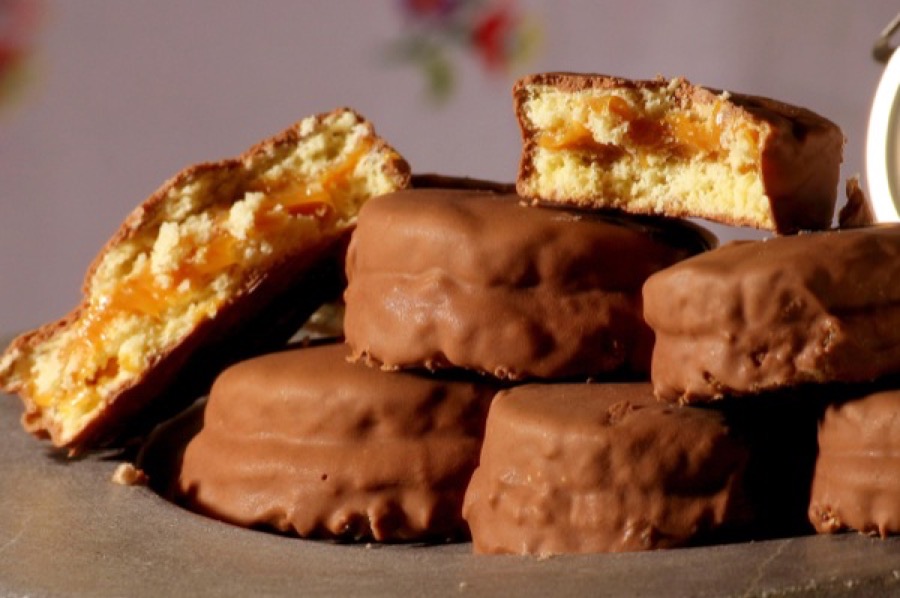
111 462 148 486
521 83 772 227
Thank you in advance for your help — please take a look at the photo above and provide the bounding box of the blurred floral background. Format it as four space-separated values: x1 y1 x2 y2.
0 0 896 336
0 0 42 114
388 0 541 102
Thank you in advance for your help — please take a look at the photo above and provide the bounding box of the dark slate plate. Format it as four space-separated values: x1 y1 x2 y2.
2 394 900 598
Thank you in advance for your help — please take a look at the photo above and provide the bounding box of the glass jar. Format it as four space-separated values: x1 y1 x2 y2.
868 13 900 221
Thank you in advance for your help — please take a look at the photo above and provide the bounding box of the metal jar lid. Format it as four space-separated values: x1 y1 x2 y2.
868 13 900 222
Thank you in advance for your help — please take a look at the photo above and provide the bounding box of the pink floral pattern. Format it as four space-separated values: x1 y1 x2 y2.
389 0 541 102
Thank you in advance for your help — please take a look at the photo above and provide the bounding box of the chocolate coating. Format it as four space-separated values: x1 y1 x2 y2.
644 225 900 402
344 188 713 380
809 388 900 537
176 344 496 542
410 173 516 193
462 383 751 554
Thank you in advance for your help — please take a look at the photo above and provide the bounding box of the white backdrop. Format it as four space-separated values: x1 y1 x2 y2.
0 0 896 335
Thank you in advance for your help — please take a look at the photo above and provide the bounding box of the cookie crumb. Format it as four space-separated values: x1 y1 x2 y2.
111 462 148 486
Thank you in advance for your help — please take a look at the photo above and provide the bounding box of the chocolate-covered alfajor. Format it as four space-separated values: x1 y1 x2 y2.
644 225 900 403
809 388 900 537
344 188 713 381
514 72 844 233
0 108 410 451
462 383 752 555
177 343 496 542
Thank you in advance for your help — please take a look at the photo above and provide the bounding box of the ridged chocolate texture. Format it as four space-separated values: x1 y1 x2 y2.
462 383 751 555
176 344 496 542
344 188 713 380
644 225 900 402
809 389 900 537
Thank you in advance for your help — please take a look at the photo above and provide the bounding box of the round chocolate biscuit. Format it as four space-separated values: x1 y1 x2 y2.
462 383 751 555
809 388 900 537
344 188 713 381
176 343 496 542
644 225 900 402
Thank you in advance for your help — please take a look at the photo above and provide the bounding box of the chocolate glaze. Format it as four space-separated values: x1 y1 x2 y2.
838 177 876 229
810 388 900 537
644 225 900 402
410 173 516 193
176 343 497 542
344 188 713 380
462 383 751 555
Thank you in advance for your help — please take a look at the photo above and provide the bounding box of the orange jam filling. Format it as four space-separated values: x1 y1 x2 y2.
248 141 370 221
40 144 372 415
537 96 750 163
102 217 242 323
538 122 603 152
537 96 636 154
589 95 635 121
665 112 724 155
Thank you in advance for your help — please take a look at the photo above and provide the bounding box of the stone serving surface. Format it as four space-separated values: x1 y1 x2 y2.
1 395 900 597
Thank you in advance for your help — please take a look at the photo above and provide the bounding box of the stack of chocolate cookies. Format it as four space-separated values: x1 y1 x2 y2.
4 72 898 556
176 73 879 553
